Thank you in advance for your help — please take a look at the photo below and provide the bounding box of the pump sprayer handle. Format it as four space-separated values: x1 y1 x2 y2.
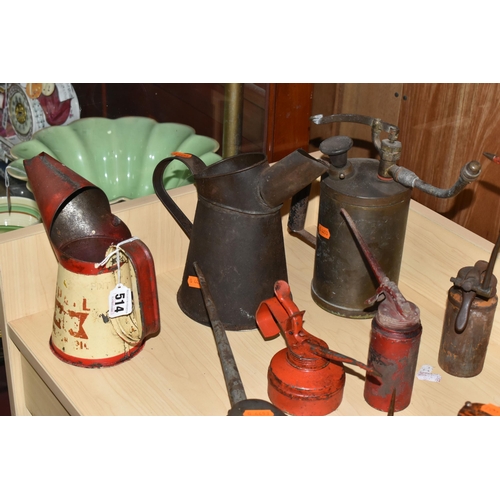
311 113 399 139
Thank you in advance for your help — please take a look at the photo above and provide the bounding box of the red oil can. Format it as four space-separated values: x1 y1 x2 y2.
256 280 377 416
341 208 422 412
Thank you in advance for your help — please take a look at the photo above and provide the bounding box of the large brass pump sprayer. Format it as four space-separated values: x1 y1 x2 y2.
288 113 483 318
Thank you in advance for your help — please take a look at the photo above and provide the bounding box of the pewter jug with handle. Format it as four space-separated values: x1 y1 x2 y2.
153 150 328 331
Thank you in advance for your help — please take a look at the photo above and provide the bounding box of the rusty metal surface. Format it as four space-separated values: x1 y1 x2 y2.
439 229 500 377
342 208 422 412
193 261 247 407
458 401 500 416
439 288 497 378
24 153 160 368
24 153 132 269
387 389 396 416
194 262 285 416
364 319 422 412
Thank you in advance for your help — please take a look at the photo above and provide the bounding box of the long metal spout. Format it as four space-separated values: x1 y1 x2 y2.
259 149 329 208
389 160 482 198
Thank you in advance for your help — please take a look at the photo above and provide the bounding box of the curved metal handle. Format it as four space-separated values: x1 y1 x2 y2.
287 184 317 248
114 239 161 342
455 290 476 333
311 113 399 138
152 153 206 239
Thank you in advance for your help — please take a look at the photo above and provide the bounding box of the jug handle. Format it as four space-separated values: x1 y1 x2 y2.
119 239 161 340
287 183 317 248
152 153 206 239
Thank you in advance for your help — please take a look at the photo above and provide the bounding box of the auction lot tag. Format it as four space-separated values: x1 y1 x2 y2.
109 283 132 318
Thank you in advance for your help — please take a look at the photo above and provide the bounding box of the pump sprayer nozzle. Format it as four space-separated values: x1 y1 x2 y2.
483 152 500 164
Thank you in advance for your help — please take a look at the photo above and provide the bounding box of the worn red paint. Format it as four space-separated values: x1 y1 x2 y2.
256 280 375 416
364 317 422 412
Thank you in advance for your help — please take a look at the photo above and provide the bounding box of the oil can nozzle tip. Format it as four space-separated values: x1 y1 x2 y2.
483 152 500 164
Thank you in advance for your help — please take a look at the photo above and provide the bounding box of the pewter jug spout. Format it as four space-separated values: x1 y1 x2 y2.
259 149 328 208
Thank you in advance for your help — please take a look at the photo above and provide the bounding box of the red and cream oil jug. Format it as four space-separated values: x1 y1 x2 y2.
24 153 160 367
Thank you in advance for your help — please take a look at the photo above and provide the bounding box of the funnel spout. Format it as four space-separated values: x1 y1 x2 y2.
259 149 329 208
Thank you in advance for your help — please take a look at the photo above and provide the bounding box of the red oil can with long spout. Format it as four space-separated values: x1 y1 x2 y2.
341 208 422 412
256 280 377 416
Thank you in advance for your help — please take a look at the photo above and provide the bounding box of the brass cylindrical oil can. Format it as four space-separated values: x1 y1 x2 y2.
438 228 500 378
311 139 410 317
288 113 483 319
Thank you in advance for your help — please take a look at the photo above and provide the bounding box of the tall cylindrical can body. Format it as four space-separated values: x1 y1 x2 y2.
364 316 422 412
438 287 497 377
311 158 411 318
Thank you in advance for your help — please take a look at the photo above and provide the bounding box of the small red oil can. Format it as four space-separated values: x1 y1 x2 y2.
341 208 422 413
256 280 377 416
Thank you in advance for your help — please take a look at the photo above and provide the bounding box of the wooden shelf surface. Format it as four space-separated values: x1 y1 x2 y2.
3 188 500 415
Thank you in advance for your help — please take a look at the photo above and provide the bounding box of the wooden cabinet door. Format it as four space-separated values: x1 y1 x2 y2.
265 83 314 162
73 83 313 162
398 83 500 242
310 83 500 243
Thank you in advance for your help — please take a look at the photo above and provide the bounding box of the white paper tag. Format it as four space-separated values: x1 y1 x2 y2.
108 283 132 318
418 364 433 374
417 364 442 382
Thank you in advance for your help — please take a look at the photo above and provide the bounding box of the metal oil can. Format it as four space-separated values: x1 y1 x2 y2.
256 279 378 416
438 229 500 378
341 208 422 412
24 153 160 367
288 113 483 319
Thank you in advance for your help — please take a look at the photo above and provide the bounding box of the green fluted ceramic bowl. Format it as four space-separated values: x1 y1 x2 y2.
7 117 221 203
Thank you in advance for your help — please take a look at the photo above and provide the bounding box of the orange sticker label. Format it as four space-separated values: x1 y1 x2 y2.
243 409 275 416
172 151 192 158
481 403 500 416
318 224 330 239
187 276 201 288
